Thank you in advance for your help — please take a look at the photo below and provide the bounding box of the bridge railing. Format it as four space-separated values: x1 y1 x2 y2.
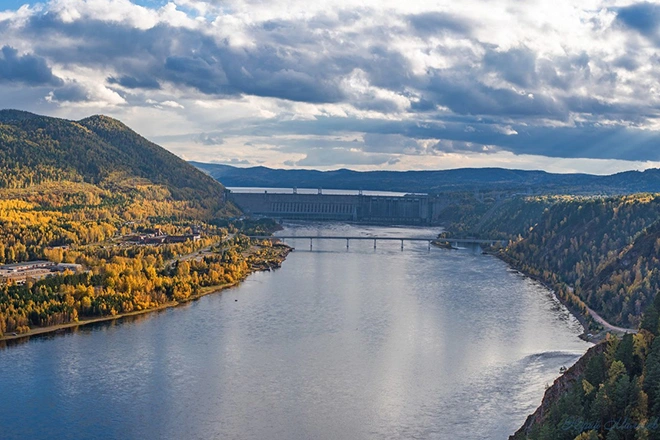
247 235 507 250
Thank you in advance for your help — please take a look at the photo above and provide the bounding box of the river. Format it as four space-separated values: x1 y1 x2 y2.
0 223 589 439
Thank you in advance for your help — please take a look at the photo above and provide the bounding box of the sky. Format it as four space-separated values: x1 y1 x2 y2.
1 0 660 174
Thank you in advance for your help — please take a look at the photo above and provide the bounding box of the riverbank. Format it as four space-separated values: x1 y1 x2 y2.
495 249 638 342
509 341 608 440
496 246 645 439
494 250 597 341
0 242 292 345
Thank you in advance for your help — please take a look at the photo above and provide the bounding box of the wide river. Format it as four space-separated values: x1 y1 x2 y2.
0 223 589 439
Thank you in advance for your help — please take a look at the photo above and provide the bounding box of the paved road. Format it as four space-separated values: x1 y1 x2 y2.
587 306 638 334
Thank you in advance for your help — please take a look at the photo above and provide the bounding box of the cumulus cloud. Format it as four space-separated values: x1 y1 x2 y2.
293 148 400 167
108 75 161 89
616 2 660 38
48 81 88 102
0 46 62 86
362 133 422 154
195 132 224 145
407 11 473 37
483 46 538 88
221 158 251 165
0 0 660 171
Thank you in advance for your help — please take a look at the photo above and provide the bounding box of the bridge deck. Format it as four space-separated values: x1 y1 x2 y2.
248 235 504 244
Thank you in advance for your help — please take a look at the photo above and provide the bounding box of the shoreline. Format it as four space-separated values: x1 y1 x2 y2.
0 243 293 345
493 250 637 343
493 250 595 341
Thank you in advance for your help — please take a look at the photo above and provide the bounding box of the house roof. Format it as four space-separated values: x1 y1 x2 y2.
0 260 54 269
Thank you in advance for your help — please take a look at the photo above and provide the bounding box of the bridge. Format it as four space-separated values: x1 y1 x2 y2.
248 235 507 251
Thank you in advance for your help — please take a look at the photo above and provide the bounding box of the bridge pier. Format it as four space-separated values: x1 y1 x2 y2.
246 235 502 250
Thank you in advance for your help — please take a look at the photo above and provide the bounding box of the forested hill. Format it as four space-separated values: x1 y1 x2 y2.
0 110 260 339
499 196 660 439
503 194 660 329
0 110 233 218
191 161 660 195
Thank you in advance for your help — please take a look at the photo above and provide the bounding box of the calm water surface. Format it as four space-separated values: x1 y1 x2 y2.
0 223 589 439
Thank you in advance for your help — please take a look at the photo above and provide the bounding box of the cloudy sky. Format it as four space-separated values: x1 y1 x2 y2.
1 0 660 173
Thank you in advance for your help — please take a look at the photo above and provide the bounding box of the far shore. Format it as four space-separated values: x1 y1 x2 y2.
0 243 292 345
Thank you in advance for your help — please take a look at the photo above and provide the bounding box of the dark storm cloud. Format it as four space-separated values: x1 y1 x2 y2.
616 2 660 37
0 46 62 86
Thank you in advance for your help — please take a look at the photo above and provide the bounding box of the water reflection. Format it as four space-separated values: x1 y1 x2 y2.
0 223 589 440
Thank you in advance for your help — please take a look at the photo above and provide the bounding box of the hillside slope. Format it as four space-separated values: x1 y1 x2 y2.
505 195 660 328
507 198 660 439
0 110 235 218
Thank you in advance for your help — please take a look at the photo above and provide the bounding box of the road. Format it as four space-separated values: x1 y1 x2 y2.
164 237 228 267
587 306 638 334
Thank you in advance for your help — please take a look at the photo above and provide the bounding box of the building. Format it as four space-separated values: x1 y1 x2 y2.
51 263 83 273
0 260 56 273
165 234 201 244
0 261 84 284
127 233 201 245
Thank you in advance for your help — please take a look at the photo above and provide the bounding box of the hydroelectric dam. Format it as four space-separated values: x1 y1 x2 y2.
227 189 448 225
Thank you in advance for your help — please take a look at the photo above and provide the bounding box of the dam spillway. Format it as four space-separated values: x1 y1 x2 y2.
228 190 435 225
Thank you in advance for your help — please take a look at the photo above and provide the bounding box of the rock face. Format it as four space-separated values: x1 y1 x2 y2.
509 343 608 439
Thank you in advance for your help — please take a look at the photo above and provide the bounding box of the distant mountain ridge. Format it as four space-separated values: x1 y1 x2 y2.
191 161 660 194
0 110 233 218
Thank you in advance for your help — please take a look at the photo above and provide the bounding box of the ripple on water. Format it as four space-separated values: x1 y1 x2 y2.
0 223 590 440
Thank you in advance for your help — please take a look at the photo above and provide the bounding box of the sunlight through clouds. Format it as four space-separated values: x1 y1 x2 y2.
1 0 660 172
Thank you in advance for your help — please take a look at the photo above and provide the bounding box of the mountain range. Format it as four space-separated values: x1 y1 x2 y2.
191 161 660 195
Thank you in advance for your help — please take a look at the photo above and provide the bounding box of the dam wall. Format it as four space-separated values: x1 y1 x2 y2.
228 191 434 225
